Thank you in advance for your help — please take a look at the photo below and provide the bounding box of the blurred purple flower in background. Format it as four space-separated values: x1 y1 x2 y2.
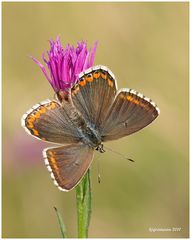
32 37 98 92
4 133 49 171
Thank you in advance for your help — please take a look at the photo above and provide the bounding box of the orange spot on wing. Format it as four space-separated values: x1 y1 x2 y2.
86 75 93 82
27 122 34 129
50 102 57 109
39 107 46 113
127 96 141 105
49 157 59 171
93 71 101 79
46 103 53 110
26 116 35 128
32 129 39 136
28 116 35 122
126 96 151 111
33 111 41 118
101 72 107 79
133 99 139 105
79 79 86 86
108 79 114 87
127 95 133 101
47 152 64 180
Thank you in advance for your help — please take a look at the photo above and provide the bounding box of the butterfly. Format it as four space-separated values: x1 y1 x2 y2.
21 65 160 191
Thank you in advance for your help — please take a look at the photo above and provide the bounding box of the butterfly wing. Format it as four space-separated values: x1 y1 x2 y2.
21 99 82 144
101 88 160 141
71 65 117 131
43 143 94 191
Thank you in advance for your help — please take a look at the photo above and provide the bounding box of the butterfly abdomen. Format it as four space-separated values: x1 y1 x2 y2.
76 116 101 148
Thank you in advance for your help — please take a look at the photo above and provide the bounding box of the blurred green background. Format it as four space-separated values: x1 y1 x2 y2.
2 2 189 238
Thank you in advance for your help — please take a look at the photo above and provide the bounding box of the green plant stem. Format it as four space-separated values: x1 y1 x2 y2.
76 169 92 238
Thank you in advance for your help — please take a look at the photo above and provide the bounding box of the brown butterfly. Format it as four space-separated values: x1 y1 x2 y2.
21 65 160 191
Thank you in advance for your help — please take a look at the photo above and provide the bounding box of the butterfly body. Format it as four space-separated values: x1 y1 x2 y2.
21 65 160 191
60 95 102 148
80 123 102 148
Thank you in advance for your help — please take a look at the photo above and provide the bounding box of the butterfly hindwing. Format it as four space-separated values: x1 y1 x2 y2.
71 65 117 131
101 88 160 141
43 143 94 191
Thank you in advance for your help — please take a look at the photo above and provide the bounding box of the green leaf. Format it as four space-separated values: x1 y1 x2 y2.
54 206 68 238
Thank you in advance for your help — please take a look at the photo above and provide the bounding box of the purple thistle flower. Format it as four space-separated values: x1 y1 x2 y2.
32 37 98 92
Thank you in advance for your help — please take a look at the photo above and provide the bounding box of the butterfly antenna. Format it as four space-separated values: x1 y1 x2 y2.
104 146 134 162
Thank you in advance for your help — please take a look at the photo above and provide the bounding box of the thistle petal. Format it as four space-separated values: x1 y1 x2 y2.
32 37 98 92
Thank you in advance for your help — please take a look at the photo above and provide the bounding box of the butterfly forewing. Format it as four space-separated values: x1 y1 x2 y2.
71 66 117 131
101 89 160 141
22 100 82 144
44 143 94 191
